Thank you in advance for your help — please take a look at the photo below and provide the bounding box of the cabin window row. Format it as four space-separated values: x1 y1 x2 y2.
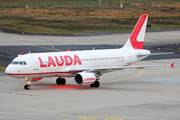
81 57 124 61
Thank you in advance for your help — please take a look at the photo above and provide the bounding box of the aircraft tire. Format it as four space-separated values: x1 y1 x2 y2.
90 84 95 87
60 78 66 85
94 81 100 88
56 78 66 85
24 85 31 90
56 78 61 85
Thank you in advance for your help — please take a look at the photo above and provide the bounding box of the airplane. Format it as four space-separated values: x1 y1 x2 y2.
5 14 174 90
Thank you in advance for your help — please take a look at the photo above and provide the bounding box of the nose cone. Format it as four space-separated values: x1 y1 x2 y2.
5 65 11 75
5 65 18 78
5 65 16 76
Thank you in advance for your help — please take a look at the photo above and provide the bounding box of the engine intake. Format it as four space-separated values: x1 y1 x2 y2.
74 72 96 86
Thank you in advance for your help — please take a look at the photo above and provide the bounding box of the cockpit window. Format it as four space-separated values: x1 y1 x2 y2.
19 61 23 65
10 61 27 65
13 61 19 65
23 61 27 65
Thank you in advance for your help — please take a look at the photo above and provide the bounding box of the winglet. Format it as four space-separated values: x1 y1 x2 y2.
170 62 175 68
20 52 23 55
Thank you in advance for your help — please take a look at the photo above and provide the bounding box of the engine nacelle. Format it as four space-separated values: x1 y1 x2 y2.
74 72 96 86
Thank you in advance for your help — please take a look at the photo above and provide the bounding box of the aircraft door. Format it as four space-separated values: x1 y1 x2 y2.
127 51 131 65
32 57 39 70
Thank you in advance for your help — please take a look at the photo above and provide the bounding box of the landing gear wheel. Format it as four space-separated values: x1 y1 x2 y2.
56 78 66 85
60 78 66 85
90 81 100 88
24 84 31 90
94 81 100 88
90 83 95 87
56 78 61 85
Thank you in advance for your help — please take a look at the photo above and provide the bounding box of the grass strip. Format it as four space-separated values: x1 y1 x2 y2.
0 66 6 71
0 1 180 34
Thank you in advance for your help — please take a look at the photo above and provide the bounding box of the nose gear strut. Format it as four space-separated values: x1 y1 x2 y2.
24 78 31 90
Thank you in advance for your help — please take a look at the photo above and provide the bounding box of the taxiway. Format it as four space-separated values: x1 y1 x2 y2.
0 29 180 120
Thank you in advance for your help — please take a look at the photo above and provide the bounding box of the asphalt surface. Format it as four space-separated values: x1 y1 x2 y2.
0 29 180 120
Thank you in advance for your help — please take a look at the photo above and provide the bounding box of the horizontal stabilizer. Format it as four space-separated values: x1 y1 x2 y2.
137 52 174 57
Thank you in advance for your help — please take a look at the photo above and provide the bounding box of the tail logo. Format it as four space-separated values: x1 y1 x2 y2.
130 14 148 49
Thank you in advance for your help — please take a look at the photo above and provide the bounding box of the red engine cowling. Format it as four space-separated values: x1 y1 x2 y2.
74 72 96 86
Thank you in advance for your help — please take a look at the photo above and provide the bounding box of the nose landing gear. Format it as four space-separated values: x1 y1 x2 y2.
24 78 31 90
24 84 31 90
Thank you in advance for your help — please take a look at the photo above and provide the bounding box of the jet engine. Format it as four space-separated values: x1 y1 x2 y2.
74 72 96 86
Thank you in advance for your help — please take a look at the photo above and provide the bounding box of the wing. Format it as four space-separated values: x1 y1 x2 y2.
69 62 175 74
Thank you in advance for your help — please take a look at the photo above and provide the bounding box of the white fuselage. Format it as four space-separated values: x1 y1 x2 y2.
5 48 150 79
5 14 151 89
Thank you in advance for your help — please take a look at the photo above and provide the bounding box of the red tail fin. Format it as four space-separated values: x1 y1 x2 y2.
123 14 148 49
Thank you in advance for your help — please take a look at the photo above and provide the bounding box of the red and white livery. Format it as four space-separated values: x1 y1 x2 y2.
5 14 174 90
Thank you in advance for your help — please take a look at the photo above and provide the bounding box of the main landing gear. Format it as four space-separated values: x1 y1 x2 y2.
56 78 66 85
23 77 99 90
24 78 31 90
90 81 100 88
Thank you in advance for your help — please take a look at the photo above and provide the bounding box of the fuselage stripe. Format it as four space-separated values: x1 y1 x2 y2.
6 71 70 76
